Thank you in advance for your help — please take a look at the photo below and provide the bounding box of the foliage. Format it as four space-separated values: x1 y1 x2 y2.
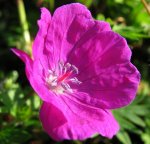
0 71 42 144
0 0 150 144
114 81 150 144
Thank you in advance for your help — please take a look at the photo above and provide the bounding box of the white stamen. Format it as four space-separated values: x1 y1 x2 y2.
61 82 73 93
65 63 71 70
58 62 63 75
45 62 81 94
48 70 53 74
68 77 82 84
72 65 78 74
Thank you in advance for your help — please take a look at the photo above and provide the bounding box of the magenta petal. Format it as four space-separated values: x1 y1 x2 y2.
94 20 111 32
46 3 94 65
11 48 33 80
32 8 53 72
43 3 112 70
77 62 140 109
12 3 140 141
68 31 132 70
68 31 140 109
32 7 51 59
40 102 119 141
11 49 62 107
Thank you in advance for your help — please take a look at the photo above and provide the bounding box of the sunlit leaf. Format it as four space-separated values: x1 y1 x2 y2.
117 131 132 144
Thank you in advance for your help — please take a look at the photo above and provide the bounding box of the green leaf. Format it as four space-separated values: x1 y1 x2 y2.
141 133 150 144
130 105 149 116
96 14 105 21
113 25 150 40
76 0 93 7
0 127 31 144
117 131 132 144
114 111 139 132
123 113 145 127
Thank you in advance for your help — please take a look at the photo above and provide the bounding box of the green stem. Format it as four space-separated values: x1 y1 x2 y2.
16 0 31 52
49 0 54 11
73 141 82 144
141 0 150 16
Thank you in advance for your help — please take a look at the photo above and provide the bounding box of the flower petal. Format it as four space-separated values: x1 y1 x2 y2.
45 3 92 66
40 102 119 141
11 49 63 107
11 48 33 80
32 7 51 60
94 20 111 32
77 63 140 109
32 8 53 72
46 3 111 69
68 31 131 69
67 31 140 109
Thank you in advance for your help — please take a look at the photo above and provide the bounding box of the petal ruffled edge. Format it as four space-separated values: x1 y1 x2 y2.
67 31 140 109
45 3 94 66
40 102 119 141
32 7 51 60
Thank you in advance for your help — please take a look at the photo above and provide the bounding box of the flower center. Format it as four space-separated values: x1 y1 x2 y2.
45 62 81 94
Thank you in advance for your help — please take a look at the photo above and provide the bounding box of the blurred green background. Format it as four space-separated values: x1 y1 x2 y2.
0 0 150 144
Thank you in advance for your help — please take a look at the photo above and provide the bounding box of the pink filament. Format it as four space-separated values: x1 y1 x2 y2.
57 71 72 83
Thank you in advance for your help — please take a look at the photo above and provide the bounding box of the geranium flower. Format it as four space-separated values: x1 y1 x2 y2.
12 3 140 141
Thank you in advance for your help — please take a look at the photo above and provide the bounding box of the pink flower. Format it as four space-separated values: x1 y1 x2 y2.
12 3 140 141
